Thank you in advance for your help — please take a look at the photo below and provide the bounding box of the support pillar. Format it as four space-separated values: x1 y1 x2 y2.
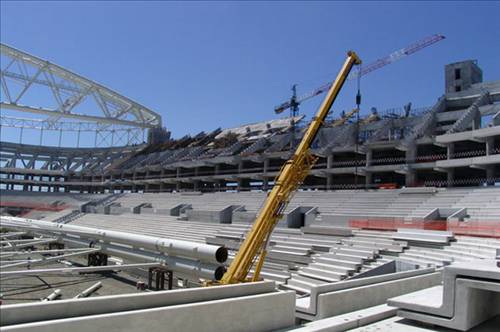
325 154 333 190
263 159 269 191
486 166 495 186
365 149 373 167
446 168 454 187
447 143 455 160
405 170 416 187
486 137 494 155
365 171 373 188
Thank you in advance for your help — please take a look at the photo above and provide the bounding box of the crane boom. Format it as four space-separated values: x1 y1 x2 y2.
275 34 445 114
220 51 361 284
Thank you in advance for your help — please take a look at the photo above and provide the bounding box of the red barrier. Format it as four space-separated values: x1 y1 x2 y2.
349 218 447 231
349 218 500 238
448 221 500 238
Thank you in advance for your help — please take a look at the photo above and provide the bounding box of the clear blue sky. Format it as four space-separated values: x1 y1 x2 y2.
1 1 499 143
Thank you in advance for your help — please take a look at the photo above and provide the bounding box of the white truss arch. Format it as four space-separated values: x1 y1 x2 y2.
0 43 162 147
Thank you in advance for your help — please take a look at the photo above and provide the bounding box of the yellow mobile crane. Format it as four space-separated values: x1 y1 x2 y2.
218 51 361 285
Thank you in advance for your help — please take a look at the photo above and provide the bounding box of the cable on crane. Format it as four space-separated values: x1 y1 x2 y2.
354 64 362 188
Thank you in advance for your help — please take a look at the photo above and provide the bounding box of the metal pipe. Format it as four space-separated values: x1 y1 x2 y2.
0 262 161 277
0 248 99 269
2 239 58 249
0 238 48 244
62 236 225 280
41 289 61 301
1 216 228 264
0 248 94 257
0 232 26 239
74 282 102 298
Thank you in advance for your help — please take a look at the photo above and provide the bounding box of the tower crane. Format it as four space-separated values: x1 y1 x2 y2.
217 51 361 284
274 34 445 115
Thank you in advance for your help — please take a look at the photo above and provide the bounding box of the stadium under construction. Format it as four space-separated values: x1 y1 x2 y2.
1 39 499 332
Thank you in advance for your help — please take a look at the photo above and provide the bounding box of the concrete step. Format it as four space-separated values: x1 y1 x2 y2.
400 251 453 265
280 282 310 295
314 256 361 269
298 267 344 282
308 262 354 275
323 252 366 263
398 253 445 266
330 246 377 258
394 256 434 268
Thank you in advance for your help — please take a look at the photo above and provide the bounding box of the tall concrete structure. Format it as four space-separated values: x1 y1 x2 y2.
445 60 483 93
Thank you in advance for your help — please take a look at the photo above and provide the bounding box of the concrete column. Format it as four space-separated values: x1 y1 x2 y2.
446 168 454 187
486 137 494 155
262 177 269 191
473 111 481 130
23 174 29 191
405 170 416 187
214 164 220 175
325 154 334 190
238 160 243 174
365 171 372 188
175 181 181 192
327 154 334 168
193 180 199 191
262 159 269 191
486 166 495 186
405 145 416 164
447 143 454 159
365 149 373 167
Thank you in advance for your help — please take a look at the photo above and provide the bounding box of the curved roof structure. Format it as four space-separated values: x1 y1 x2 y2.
0 43 162 147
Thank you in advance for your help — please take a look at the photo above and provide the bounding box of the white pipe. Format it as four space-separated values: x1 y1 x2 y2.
0 262 161 277
1 216 227 264
0 248 99 270
41 289 61 301
74 282 102 298
62 236 226 280
0 248 95 257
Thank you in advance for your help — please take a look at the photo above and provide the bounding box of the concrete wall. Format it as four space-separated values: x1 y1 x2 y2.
315 272 442 319
2 292 295 332
1 282 296 332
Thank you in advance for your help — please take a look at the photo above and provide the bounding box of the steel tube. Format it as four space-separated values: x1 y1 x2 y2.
74 282 102 298
0 263 161 277
1 216 227 264
42 289 61 301
0 248 95 257
2 239 58 249
0 248 99 269
62 236 226 280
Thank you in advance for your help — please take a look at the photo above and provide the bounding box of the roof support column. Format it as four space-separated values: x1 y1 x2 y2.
447 168 455 188
326 154 334 190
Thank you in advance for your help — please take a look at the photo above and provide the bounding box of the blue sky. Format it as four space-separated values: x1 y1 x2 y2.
1 1 499 145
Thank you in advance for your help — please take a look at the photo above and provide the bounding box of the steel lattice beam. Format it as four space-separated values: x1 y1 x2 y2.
0 43 162 129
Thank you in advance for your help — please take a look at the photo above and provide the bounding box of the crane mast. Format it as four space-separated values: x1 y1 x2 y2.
220 51 361 284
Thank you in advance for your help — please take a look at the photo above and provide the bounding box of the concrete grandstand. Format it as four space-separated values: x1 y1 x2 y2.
1 44 500 332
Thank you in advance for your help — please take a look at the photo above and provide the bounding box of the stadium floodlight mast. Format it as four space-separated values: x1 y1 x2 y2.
0 43 162 147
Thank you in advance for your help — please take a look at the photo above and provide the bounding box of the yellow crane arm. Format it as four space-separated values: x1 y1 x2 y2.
220 51 361 285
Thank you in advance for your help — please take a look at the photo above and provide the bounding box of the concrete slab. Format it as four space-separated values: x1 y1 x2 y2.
2 291 296 332
388 260 500 331
287 304 396 332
